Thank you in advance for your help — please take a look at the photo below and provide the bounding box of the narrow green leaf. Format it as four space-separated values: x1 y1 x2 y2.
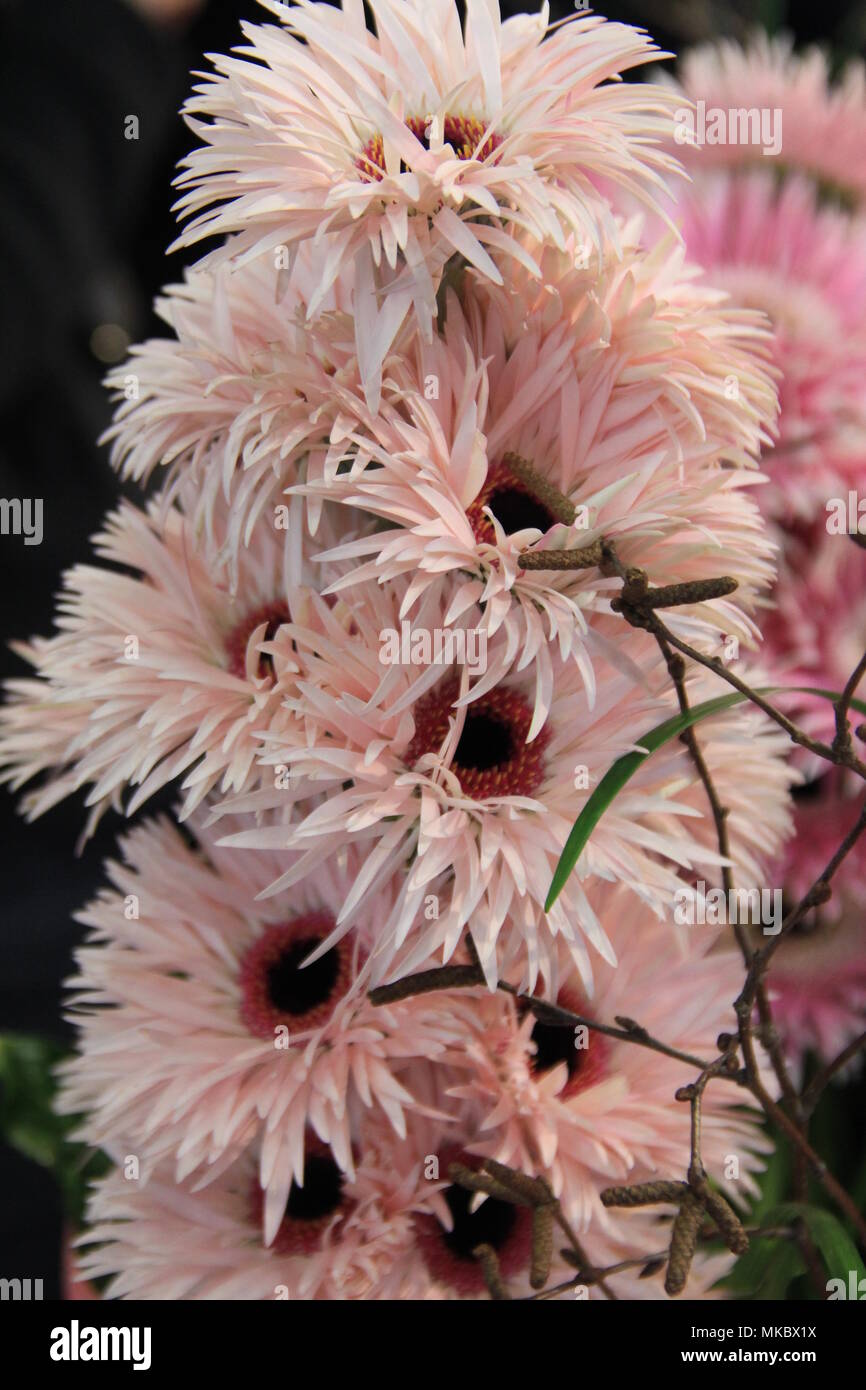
765 1203 866 1284
546 686 866 911
724 1236 807 1300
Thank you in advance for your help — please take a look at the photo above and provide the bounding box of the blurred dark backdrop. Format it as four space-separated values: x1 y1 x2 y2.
0 0 861 1299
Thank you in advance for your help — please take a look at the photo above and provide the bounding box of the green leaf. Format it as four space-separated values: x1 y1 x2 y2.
0 1032 67 1163
765 1203 866 1284
724 1236 807 1300
546 686 866 911
0 1031 108 1225
758 0 787 36
747 1139 793 1223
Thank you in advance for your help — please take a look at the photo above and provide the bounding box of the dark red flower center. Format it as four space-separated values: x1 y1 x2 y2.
467 459 558 545
526 993 608 1098
250 1141 355 1256
357 115 502 181
225 601 290 682
413 1148 532 1295
238 914 351 1037
407 678 549 799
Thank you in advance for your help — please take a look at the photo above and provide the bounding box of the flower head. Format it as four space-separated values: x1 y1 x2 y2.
672 35 866 207
102 255 361 583
758 522 866 756
675 172 866 521
217 577 794 993
0 490 365 831
296 227 777 713
76 1100 736 1299
434 884 771 1230
76 1125 434 1299
59 813 454 1245
173 0 684 399
763 850 866 1076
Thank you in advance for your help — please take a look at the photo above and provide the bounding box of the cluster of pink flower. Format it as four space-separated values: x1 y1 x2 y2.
1 2 861 1299
666 36 866 1068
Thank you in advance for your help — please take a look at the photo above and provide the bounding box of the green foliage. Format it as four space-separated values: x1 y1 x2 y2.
726 1236 809 1300
722 1104 866 1299
721 1143 806 1299
0 1031 108 1226
766 1204 866 1285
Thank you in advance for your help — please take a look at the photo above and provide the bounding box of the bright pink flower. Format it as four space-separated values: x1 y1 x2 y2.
769 893 866 1074
675 172 866 522
672 35 866 207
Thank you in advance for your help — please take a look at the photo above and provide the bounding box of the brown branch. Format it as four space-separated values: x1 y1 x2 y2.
603 543 802 1115
802 1030 866 1114
652 619 866 776
834 648 866 760
370 966 728 1075
448 1158 618 1300
601 539 866 1257
374 539 866 1286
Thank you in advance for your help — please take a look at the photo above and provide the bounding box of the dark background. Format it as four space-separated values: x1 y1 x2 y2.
0 0 861 1299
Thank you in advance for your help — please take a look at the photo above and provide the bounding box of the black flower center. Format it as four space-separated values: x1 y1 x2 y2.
525 999 607 1097
408 680 549 800
531 1019 583 1078
487 486 556 537
440 1183 517 1261
455 711 514 773
285 1155 345 1223
239 915 352 1039
267 936 339 1015
792 776 826 802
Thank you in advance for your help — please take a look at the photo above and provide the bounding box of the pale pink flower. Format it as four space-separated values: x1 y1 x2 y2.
0 491 364 831
217 577 793 993
102 255 360 583
397 1112 734 1298
672 35 866 206
76 1128 435 1300
59 813 454 1246
0 0 814 1314
653 664 797 889
297 228 777 709
76 1107 732 1300
431 883 770 1231
402 1127 722 1299
172 0 684 399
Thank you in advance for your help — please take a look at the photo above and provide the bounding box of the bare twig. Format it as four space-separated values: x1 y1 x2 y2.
802 1030 866 1114
370 967 727 1075
374 536 866 1299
